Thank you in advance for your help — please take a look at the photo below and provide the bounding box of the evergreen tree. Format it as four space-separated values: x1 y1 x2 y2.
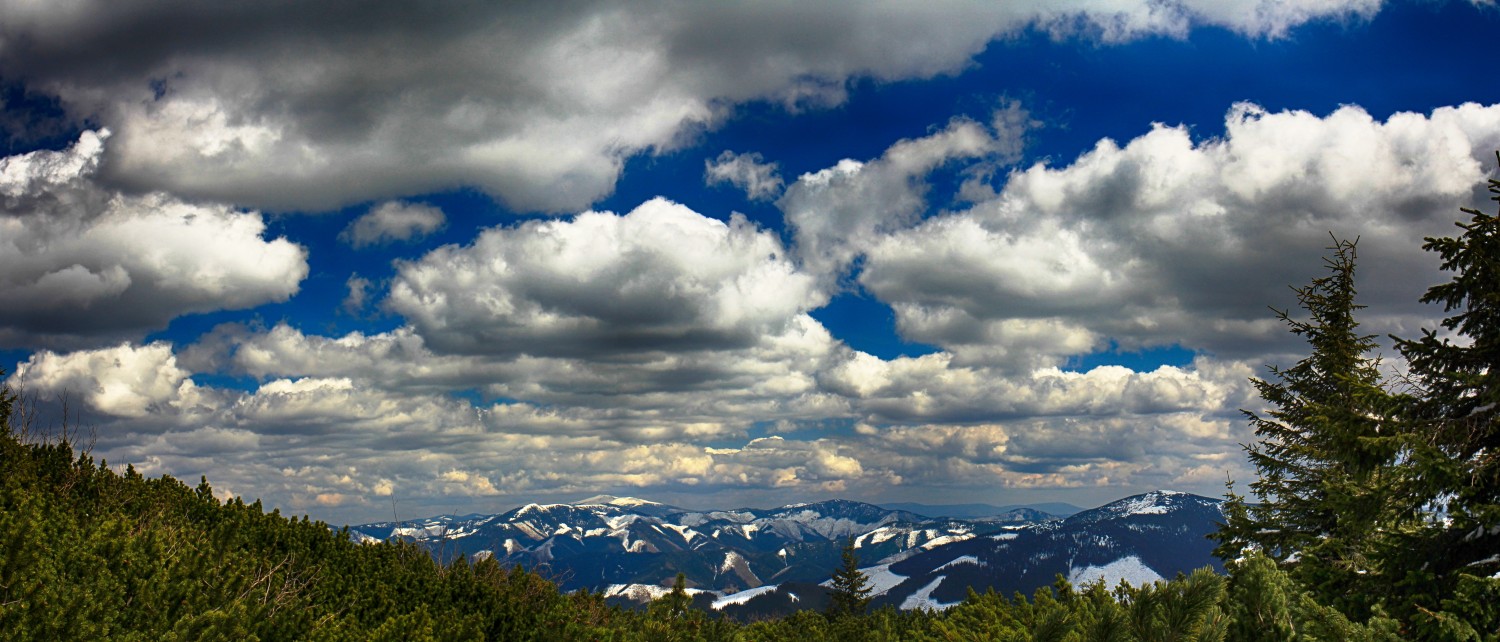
1390 160 1500 638
650 572 692 620
1214 237 1401 619
825 538 871 619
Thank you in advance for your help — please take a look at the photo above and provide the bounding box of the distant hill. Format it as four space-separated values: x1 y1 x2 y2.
878 501 1084 518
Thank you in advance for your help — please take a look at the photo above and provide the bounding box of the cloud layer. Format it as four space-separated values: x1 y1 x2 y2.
9 96 1500 523
0 0 1381 212
0 131 307 349
4 1 1496 524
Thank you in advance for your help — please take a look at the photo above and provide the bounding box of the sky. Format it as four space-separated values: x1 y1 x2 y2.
2 0 1499 525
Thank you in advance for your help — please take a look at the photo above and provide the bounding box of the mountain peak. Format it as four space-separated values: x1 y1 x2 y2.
1065 490 1220 526
574 494 661 507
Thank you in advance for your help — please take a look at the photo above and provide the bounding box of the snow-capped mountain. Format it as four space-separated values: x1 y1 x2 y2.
347 496 1014 595
705 490 1227 617
861 490 1224 609
348 490 1224 617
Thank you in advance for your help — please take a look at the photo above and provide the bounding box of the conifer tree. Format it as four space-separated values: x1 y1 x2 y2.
655 572 692 619
1215 237 1400 619
1390 161 1500 637
825 538 872 619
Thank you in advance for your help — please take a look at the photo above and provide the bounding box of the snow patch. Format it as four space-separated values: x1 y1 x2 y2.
711 584 780 610
603 514 641 530
391 524 449 539
1068 556 1163 588
901 576 958 611
721 551 745 574
937 555 983 571
920 533 973 549
856 526 898 548
604 583 713 603
662 522 701 543
822 563 906 597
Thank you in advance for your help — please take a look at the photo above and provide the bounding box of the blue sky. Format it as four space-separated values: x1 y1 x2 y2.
2 0 1497 524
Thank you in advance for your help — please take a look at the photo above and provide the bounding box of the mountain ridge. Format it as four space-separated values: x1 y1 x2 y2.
348 490 1225 617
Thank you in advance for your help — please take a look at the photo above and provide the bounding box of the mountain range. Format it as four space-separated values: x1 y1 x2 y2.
347 490 1225 617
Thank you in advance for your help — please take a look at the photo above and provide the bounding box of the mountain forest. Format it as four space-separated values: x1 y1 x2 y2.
1 181 1498 640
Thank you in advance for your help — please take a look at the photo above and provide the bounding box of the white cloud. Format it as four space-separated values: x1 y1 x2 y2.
340 201 445 248
9 329 1259 522
387 197 825 357
12 92 1493 523
822 351 1248 425
0 1 1381 212
858 102 1500 363
0 131 307 349
705 150 784 200
780 116 1002 283
8 342 204 419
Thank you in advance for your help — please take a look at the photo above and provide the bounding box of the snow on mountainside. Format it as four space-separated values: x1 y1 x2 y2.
348 496 1011 596
834 490 1226 612
1068 555 1163 587
346 490 1222 618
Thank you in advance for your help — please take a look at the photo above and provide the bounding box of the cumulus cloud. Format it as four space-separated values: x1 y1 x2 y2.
387 197 825 357
0 131 308 349
8 342 206 419
182 315 848 442
705 150 784 200
822 350 1249 425
340 201 445 248
780 115 1003 283
857 102 1500 366
0 1 1381 212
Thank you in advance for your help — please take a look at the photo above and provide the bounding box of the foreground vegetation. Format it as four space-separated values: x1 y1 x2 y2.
1 174 1497 639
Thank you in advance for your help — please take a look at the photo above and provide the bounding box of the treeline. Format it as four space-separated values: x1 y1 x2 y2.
1 175 1497 639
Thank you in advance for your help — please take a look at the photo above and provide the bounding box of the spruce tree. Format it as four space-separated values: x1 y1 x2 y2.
1390 161 1500 637
1215 237 1400 619
826 538 872 619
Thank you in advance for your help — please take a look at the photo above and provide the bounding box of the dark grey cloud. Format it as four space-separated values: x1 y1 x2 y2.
0 1 1380 213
